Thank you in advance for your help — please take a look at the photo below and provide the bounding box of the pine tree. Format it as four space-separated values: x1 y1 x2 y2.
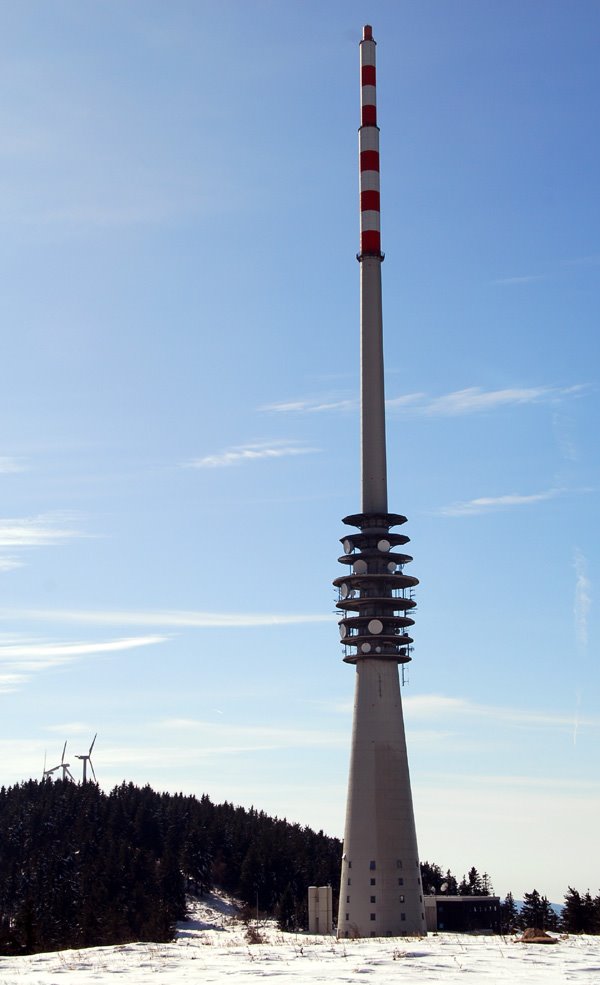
561 887 599 934
519 889 556 930
500 891 518 933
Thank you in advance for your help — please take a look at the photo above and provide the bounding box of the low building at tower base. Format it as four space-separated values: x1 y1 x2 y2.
424 895 501 933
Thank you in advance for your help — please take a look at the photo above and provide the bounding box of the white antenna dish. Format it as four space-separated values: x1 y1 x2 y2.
339 624 348 639
387 561 397 573
343 539 354 554
353 559 368 574
367 619 383 635
360 642 371 654
377 538 391 552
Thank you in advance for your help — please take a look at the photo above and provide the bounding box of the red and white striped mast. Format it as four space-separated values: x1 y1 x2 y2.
334 25 426 939
359 23 387 516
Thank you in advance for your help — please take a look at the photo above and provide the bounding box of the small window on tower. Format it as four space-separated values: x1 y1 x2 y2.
369 861 376 870
370 878 376 886
399 895 405 903
397 860 403 869
348 879 351 886
370 896 376 903
401 913 406 921
370 913 376 921
398 878 404 886
346 896 350 903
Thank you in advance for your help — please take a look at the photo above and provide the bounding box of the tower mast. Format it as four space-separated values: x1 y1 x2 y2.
335 25 426 939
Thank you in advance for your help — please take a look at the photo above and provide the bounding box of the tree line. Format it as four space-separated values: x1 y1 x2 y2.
1 780 598 954
499 888 600 935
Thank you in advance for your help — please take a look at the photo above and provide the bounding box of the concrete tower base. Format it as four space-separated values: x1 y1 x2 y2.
337 659 426 937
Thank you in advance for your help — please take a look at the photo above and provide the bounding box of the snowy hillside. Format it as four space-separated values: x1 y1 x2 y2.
1 892 599 984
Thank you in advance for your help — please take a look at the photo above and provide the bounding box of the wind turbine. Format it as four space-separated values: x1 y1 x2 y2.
41 750 57 780
59 741 75 781
75 734 97 783
43 741 73 780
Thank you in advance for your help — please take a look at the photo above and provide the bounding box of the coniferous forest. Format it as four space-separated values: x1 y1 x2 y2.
0 780 340 954
1 780 599 955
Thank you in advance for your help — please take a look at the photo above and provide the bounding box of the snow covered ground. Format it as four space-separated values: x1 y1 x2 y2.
2 893 600 984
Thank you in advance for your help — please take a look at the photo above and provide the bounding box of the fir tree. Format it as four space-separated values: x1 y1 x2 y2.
500 891 518 933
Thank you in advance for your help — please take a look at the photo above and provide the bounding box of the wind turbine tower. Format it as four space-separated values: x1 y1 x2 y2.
335 26 426 939
75 734 98 784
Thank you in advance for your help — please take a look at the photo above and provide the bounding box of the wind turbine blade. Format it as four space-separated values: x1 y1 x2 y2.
43 751 47 778
66 767 75 781
89 733 97 756
61 741 67 764
89 760 97 783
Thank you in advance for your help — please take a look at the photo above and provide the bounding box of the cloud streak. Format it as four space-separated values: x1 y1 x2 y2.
573 548 591 650
261 397 356 414
0 457 25 473
419 385 585 416
262 385 585 418
0 558 24 573
404 693 600 732
436 488 561 517
0 513 85 548
491 274 546 285
186 440 319 468
0 635 166 693
0 608 333 629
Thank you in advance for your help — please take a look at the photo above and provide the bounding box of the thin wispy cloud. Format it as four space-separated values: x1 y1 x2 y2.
436 488 561 517
491 274 546 286
386 392 427 409
45 722 93 735
187 440 319 469
0 513 85 548
262 385 585 418
419 385 585 416
0 558 24 573
564 254 600 267
157 717 346 754
404 693 600 732
0 673 28 693
552 412 578 463
0 608 333 629
0 635 166 693
574 549 591 650
261 397 356 413
0 457 25 473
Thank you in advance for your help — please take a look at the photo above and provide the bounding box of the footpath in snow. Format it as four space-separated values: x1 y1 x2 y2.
1 892 599 984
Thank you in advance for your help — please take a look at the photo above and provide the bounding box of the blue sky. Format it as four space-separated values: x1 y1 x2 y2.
1 0 599 903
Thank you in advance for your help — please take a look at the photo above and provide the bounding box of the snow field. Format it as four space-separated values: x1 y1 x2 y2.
1 893 599 984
